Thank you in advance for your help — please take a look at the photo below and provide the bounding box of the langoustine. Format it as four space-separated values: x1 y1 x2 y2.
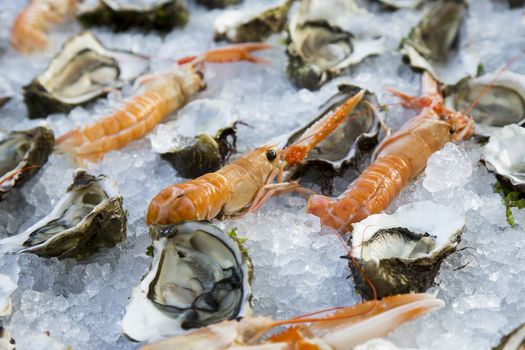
55 43 270 164
11 0 78 53
146 89 366 225
140 293 444 350
307 72 474 233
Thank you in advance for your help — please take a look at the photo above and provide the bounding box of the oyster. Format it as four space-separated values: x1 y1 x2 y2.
149 99 238 178
0 76 12 109
0 328 15 350
349 201 465 300
445 71 525 137
23 31 148 119
196 0 241 9
0 170 127 259
376 0 423 8
77 0 189 32
214 0 294 43
287 0 385 89
401 0 475 84
509 0 525 8
122 222 252 342
0 274 16 317
0 127 54 200
494 324 525 350
482 124 525 192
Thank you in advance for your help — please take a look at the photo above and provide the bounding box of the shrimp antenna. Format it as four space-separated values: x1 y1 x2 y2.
463 50 525 116
0 165 42 191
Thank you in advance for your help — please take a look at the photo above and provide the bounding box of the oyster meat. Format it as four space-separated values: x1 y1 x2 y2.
0 127 54 200
0 76 12 109
77 0 189 32
214 0 294 43
24 31 148 119
0 274 16 317
287 0 385 89
401 0 476 84
482 124 525 192
149 99 238 178
0 170 127 259
494 323 525 350
350 201 465 299
122 222 252 342
445 71 525 137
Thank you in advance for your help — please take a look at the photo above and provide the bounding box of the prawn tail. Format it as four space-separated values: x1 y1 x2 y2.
55 129 83 153
193 43 272 65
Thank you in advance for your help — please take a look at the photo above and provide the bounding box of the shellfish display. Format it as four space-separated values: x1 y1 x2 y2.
494 323 525 350
23 31 148 118
122 222 252 342
0 170 126 259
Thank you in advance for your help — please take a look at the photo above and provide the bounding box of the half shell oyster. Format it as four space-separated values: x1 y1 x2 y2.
287 0 385 89
0 170 127 259
482 124 525 192
0 127 54 200
23 31 148 119
445 71 525 137
350 201 465 300
122 222 252 342
77 0 189 32
494 323 525 350
214 0 294 43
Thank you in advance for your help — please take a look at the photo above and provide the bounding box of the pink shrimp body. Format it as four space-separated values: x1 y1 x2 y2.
11 0 77 53
307 73 474 233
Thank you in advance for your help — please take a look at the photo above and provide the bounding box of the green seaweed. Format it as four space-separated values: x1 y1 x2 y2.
494 180 525 227
227 227 249 258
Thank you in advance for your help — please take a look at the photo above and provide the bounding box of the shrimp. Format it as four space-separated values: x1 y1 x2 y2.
55 43 271 164
11 0 77 54
146 90 366 225
307 72 475 233
140 293 444 350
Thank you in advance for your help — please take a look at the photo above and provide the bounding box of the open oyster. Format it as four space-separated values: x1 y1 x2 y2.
149 99 238 178
287 0 385 89
23 31 148 119
77 0 189 32
0 76 12 109
214 0 294 43
401 0 474 84
0 274 16 317
349 201 465 300
445 71 525 137
0 170 127 259
122 222 252 342
494 323 525 350
0 127 54 200
482 124 525 192
196 0 241 9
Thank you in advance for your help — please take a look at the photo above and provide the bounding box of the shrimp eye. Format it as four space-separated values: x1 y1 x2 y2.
266 149 277 161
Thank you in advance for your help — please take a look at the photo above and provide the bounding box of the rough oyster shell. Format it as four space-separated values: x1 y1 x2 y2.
0 126 54 200
77 0 189 32
287 0 385 89
149 99 238 178
0 274 16 317
122 222 252 342
482 124 525 192
214 0 294 43
0 76 12 109
445 71 525 137
196 0 241 9
493 323 525 350
0 327 15 350
0 170 127 259
23 31 148 119
350 201 465 300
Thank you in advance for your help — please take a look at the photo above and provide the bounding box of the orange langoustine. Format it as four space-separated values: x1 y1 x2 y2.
146 90 366 225
11 0 78 53
55 43 271 164
307 72 475 234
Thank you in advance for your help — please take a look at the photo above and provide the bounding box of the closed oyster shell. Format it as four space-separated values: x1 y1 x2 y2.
493 323 525 350
0 126 54 200
23 31 148 119
350 201 465 300
122 222 252 342
0 170 127 259
77 0 188 31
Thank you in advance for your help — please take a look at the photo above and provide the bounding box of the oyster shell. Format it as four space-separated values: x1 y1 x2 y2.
0 274 16 317
214 0 294 43
350 201 465 300
122 222 252 342
0 170 127 259
0 76 12 109
376 0 423 8
287 0 385 89
445 71 525 137
0 127 54 200
0 327 15 350
149 99 238 178
509 0 525 8
77 0 189 32
196 0 241 9
23 31 148 119
482 124 525 192
400 0 475 84
493 323 525 350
